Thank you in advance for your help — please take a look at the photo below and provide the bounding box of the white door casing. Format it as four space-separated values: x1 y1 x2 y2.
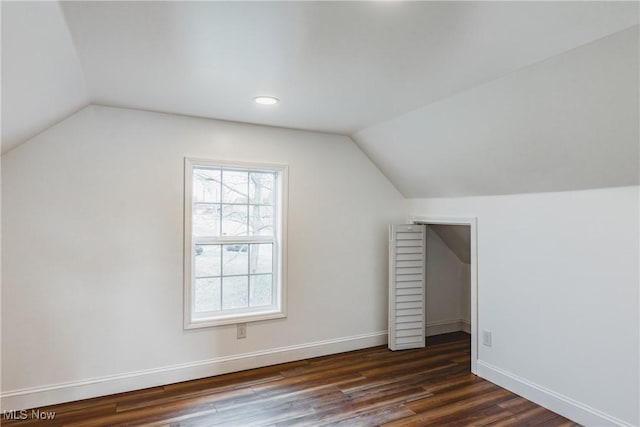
409 216 478 375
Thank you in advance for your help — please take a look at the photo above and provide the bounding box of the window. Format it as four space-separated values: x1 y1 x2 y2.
184 158 287 328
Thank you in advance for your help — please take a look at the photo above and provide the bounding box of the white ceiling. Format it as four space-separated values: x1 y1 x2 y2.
60 1 639 136
1 1 89 154
429 225 470 264
2 1 638 197
355 26 639 197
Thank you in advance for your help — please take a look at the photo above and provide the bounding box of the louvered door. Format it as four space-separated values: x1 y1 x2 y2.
388 224 426 351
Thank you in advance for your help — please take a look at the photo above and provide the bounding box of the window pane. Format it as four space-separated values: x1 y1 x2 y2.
189 163 283 324
222 276 248 309
193 204 220 237
222 170 248 203
223 244 248 275
249 205 273 236
194 278 221 312
250 274 272 307
222 204 248 236
195 245 221 278
193 169 221 203
250 243 272 274
249 172 274 205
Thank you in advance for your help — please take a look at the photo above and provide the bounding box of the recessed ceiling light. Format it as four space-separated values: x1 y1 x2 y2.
254 96 279 105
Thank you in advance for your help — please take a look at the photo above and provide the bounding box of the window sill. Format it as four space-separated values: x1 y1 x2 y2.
185 310 286 329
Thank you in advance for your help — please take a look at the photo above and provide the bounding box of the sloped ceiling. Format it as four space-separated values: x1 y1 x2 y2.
2 1 638 198
1 1 89 154
429 225 470 264
355 26 640 197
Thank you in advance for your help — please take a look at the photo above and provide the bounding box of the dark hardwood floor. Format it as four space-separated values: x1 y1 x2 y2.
2 332 579 426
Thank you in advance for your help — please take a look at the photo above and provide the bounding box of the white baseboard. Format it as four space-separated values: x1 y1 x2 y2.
477 360 636 427
0 331 388 411
10 328 631 426
426 319 470 336
459 319 471 334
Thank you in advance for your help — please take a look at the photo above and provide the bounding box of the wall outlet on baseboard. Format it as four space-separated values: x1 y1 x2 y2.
237 323 247 339
482 330 492 347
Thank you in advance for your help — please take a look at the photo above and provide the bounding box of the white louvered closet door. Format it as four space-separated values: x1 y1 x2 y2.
388 224 426 351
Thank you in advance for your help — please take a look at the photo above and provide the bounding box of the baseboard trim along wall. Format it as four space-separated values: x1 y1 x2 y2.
1 331 388 411
5 329 624 426
477 360 635 427
426 319 470 336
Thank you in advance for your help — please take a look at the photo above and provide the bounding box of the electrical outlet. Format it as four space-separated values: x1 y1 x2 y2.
482 330 492 347
237 323 247 339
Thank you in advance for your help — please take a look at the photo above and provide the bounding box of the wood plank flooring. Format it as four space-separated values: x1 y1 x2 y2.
2 332 580 426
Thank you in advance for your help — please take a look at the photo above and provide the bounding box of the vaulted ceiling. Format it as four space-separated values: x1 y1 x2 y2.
2 1 638 197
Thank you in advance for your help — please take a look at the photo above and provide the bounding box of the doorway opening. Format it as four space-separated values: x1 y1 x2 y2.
412 217 477 374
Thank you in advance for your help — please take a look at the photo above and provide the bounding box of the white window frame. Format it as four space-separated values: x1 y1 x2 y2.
184 157 288 329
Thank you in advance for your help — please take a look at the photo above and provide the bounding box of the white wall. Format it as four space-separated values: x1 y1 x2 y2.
408 186 640 426
1 105 406 408
425 226 470 335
